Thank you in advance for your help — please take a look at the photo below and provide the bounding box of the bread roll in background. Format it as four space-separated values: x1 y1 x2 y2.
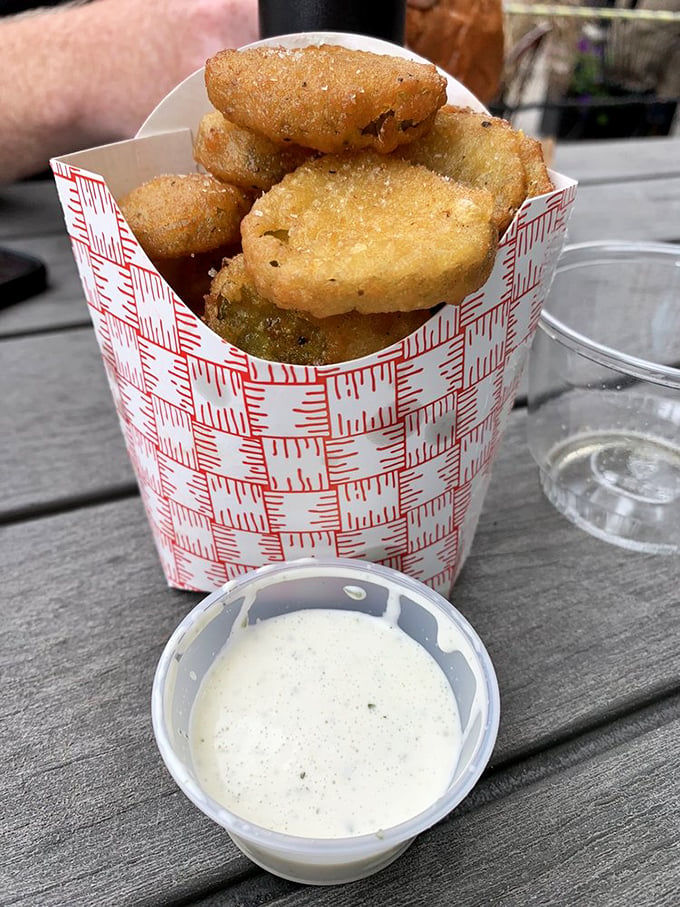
405 0 505 106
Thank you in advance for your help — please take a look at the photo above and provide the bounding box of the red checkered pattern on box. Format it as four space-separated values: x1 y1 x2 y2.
53 162 575 594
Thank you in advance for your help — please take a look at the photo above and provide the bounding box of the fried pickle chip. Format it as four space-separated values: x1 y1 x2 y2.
518 134 554 197
205 44 447 154
240 152 497 318
397 105 529 234
193 111 315 192
204 255 432 365
118 173 252 258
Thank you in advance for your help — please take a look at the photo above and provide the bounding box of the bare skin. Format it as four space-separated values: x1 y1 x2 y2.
0 0 258 184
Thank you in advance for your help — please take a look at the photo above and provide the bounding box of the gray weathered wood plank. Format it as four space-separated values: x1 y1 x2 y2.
564 177 680 245
455 416 680 763
554 136 680 185
0 328 134 518
0 498 253 907
2 412 679 905
0 177 66 239
249 710 680 907
191 695 680 906
2 336 679 762
3 139 680 907
0 233 89 337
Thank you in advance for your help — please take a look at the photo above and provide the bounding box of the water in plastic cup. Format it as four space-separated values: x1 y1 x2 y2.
528 241 680 553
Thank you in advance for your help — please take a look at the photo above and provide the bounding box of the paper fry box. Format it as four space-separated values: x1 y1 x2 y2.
51 32 577 596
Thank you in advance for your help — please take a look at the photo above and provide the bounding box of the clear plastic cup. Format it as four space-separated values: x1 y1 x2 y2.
528 241 680 553
151 557 500 885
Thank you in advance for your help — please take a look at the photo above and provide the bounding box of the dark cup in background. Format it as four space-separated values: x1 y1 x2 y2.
258 0 406 45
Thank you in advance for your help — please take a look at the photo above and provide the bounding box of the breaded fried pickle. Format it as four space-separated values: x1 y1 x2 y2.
205 45 447 154
398 106 528 233
240 152 497 318
518 134 554 197
118 173 252 258
194 111 315 192
400 106 554 232
204 255 432 365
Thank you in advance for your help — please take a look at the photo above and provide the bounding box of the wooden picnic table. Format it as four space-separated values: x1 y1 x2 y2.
2 136 679 906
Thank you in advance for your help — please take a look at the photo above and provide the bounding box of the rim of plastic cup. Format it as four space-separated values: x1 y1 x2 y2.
151 557 500 860
538 241 680 390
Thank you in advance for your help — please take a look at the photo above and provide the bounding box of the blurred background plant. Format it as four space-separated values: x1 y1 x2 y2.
492 0 680 142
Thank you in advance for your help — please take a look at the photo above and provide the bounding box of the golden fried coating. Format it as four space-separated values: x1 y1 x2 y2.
240 152 497 318
118 173 252 259
204 255 432 365
154 245 238 316
397 105 528 234
193 111 315 192
205 44 447 154
519 134 554 198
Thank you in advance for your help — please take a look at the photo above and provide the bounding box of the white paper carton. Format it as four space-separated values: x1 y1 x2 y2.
51 32 577 595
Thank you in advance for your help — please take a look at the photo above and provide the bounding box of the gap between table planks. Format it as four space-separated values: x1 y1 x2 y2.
2 443 679 905
3 138 680 907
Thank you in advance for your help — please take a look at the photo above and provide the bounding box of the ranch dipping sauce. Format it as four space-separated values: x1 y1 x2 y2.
190 608 462 838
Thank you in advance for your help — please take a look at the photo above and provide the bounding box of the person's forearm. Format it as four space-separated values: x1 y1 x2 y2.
0 3 132 183
0 0 258 184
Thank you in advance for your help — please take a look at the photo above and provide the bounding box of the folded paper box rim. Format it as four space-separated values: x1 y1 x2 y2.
50 31 577 595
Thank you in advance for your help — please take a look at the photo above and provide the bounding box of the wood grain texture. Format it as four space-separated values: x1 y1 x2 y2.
0 177 66 240
3 139 680 907
554 136 680 185
1 415 679 905
251 711 680 907
0 233 88 337
454 418 680 764
562 177 680 245
0 498 252 907
0 328 134 518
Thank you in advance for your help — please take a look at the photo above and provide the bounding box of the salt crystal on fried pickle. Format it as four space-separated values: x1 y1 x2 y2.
205 44 447 155
398 106 554 233
194 111 316 193
240 152 497 318
398 106 524 234
118 173 252 259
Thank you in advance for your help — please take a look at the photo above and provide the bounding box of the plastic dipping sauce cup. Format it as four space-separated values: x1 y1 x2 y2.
151 557 500 885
